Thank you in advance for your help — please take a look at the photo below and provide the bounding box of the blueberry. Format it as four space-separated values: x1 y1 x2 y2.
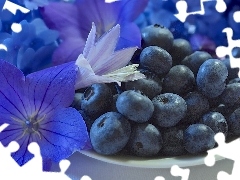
228 78 240 84
141 24 174 52
152 93 187 127
162 65 195 95
124 70 162 99
222 58 239 81
81 83 113 118
169 38 192 66
116 90 154 123
219 83 240 107
71 93 84 110
183 124 215 154
127 123 163 157
182 91 209 124
140 46 172 77
227 108 240 136
196 59 228 98
90 112 131 155
200 112 228 136
78 110 95 132
161 126 187 156
181 51 212 76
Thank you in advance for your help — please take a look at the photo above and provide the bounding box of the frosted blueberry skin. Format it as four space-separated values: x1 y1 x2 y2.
116 90 154 123
228 108 240 136
219 83 240 107
152 93 187 127
141 24 174 52
183 124 215 154
90 112 131 155
81 83 113 119
127 123 163 157
200 112 228 136
124 70 162 99
161 126 188 156
196 59 228 98
181 51 212 76
182 91 210 124
169 38 192 66
222 58 239 81
162 65 195 96
140 46 172 77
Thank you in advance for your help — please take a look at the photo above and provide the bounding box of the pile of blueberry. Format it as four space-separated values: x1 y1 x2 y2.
72 24 240 158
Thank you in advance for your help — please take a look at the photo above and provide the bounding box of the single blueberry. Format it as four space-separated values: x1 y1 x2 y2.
181 51 212 76
161 126 188 156
141 24 174 52
81 83 113 119
90 112 131 155
140 46 172 77
71 93 84 110
116 90 154 123
183 124 215 154
169 38 192 66
196 59 228 98
182 91 210 124
162 65 195 95
200 111 228 136
219 83 240 107
152 93 187 127
124 70 162 99
127 123 163 157
227 108 240 136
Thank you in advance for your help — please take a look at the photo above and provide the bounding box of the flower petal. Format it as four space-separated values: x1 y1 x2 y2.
116 22 142 50
25 62 78 116
38 107 89 162
75 0 120 38
52 38 85 65
87 24 120 71
40 2 84 40
82 22 96 58
117 0 149 22
0 124 34 166
0 60 27 124
95 47 137 75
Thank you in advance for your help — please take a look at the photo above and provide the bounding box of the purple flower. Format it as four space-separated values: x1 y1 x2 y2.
40 0 148 65
75 23 145 89
0 60 89 169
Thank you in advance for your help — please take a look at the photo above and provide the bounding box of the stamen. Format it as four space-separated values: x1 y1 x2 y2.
33 114 46 125
31 128 42 139
11 116 24 123
15 129 28 140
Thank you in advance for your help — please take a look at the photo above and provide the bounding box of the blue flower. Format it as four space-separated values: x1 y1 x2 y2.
40 0 148 65
0 18 59 74
0 60 89 169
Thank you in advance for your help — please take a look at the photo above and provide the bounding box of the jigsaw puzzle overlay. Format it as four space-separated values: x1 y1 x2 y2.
1 0 240 180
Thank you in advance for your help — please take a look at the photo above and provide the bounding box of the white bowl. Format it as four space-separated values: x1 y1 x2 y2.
80 149 225 168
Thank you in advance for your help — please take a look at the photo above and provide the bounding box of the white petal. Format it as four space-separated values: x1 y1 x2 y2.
83 22 96 58
102 64 145 82
87 24 120 71
95 47 137 75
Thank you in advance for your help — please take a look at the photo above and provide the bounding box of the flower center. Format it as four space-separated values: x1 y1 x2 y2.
24 119 40 134
11 113 45 140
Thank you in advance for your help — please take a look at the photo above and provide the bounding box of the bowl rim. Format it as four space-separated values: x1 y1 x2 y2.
79 149 225 168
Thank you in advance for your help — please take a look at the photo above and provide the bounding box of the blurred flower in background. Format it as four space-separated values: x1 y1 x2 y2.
40 0 148 65
135 0 240 56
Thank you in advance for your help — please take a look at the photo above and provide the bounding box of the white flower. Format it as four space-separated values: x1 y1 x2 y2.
75 22 145 89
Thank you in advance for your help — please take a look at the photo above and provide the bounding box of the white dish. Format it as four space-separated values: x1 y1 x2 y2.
80 149 225 168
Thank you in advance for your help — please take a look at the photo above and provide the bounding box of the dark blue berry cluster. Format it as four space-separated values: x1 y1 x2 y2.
72 24 240 158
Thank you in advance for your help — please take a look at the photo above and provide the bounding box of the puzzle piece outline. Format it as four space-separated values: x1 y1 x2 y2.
174 0 227 22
